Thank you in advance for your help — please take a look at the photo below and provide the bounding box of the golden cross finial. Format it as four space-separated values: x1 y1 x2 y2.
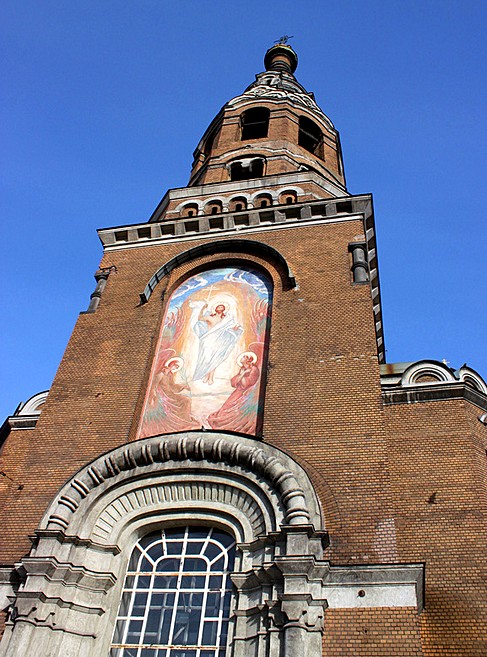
275 35 294 44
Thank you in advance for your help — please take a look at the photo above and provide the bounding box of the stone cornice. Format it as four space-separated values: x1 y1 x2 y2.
382 382 487 410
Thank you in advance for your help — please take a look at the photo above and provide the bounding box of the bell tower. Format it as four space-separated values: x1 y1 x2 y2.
189 43 345 194
0 44 486 657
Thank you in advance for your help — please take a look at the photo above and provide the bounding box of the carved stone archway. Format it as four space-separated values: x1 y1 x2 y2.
0 432 328 657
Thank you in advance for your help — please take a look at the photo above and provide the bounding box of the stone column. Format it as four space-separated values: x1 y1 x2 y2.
348 242 369 283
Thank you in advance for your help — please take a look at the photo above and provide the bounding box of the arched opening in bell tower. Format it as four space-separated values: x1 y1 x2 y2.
240 107 270 140
298 115 324 159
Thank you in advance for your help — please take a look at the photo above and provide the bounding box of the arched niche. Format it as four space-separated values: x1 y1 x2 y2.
139 265 272 439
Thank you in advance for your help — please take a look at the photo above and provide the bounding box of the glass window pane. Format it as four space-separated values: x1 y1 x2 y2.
133 592 148 615
128 546 143 571
122 649 138 657
211 529 235 549
164 528 186 539
205 592 221 617
185 528 208 539
117 591 131 617
226 550 235 570
185 541 203 555
211 556 224 570
140 556 153 571
166 541 183 555
139 531 161 549
157 558 181 572
147 541 164 562
180 575 205 588
220 623 228 645
126 619 143 642
183 557 206 572
151 591 175 639
203 543 221 561
136 575 152 589
144 599 173 645
112 618 126 643
202 621 218 645
173 592 203 644
153 575 178 589
223 591 232 613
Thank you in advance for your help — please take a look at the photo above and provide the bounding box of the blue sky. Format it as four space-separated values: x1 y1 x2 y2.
1 0 486 420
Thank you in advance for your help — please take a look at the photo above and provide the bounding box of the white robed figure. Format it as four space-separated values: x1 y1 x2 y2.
190 298 243 385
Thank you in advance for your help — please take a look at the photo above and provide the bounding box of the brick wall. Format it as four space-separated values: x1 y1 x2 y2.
384 399 487 656
323 607 424 656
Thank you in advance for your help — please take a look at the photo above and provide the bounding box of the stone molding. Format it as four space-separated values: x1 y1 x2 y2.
44 432 313 533
138 239 296 304
227 70 335 131
91 478 269 543
381 360 487 410
382 382 487 411
0 391 49 442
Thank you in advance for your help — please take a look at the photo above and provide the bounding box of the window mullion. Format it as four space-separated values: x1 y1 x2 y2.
215 549 230 650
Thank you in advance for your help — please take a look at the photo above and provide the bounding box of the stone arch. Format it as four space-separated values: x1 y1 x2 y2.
250 189 278 205
179 201 200 217
1 432 425 657
253 192 273 208
228 195 249 212
278 188 299 205
457 365 487 394
17 390 49 415
204 198 224 215
90 475 272 544
401 360 456 386
44 432 320 534
139 239 296 304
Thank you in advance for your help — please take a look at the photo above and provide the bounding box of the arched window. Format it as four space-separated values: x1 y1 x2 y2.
278 190 297 205
254 193 273 208
205 200 223 215
110 526 236 657
228 197 247 213
298 116 324 159
241 107 270 140
229 158 264 181
181 203 199 218
203 130 217 159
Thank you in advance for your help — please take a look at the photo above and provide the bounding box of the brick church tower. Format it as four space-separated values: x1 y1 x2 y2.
1 43 486 656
